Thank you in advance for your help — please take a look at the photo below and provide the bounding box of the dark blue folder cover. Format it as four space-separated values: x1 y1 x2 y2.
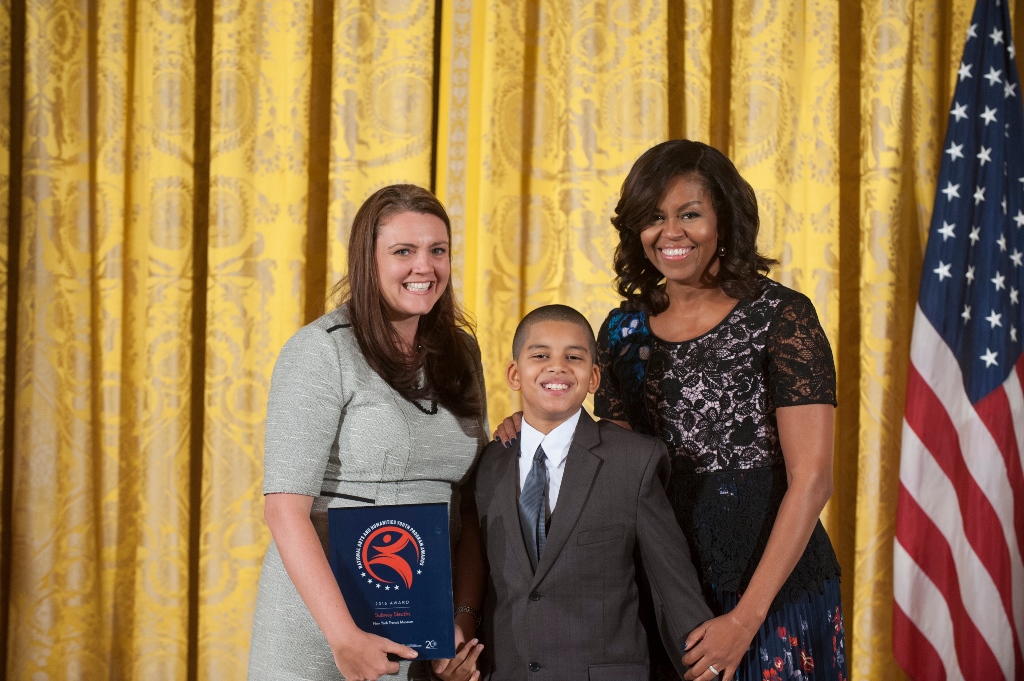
328 503 456 659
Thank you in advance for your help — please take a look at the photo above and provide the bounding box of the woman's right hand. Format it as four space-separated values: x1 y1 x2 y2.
681 610 760 681
329 627 418 681
492 412 522 446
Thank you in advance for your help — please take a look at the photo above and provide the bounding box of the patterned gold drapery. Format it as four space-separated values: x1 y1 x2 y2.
3 0 1023 679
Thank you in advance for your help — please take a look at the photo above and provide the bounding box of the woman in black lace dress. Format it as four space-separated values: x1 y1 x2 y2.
594 140 846 681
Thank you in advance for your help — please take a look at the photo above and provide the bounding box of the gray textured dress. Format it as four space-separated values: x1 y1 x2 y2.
248 306 488 681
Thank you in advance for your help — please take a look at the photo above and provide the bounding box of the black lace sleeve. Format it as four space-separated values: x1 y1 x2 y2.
765 293 837 407
594 311 627 420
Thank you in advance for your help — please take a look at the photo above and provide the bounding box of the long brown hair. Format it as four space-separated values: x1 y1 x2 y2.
332 184 480 417
611 140 777 313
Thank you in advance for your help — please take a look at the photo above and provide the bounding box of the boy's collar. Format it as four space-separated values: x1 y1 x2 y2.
521 407 582 437
519 409 582 464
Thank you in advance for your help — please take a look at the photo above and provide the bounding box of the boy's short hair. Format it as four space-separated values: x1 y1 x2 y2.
511 304 598 359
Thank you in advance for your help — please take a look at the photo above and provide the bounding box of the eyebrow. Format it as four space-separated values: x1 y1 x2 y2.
388 240 450 248
656 200 703 212
525 343 590 354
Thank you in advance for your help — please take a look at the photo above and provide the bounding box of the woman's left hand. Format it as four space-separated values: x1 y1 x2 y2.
492 412 522 446
681 611 760 681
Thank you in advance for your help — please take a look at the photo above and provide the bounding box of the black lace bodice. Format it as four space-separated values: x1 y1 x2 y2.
595 278 840 610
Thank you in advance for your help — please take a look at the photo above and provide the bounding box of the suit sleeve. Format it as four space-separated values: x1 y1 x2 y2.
635 440 714 676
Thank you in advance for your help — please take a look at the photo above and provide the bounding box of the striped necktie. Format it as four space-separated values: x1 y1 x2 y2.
518 444 547 570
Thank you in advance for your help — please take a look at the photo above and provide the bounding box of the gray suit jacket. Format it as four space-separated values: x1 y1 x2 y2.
472 411 713 681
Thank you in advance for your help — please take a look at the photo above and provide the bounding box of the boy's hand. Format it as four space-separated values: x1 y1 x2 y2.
432 623 483 681
492 412 522 447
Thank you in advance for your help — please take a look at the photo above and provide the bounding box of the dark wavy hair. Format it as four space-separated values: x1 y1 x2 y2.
611 140 777 313
331 184 480 418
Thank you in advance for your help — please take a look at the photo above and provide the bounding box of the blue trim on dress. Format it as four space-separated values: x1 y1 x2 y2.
602 308 655 433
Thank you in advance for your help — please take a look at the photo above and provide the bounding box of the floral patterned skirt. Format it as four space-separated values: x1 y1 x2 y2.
652 577 847 681
720 576 847 681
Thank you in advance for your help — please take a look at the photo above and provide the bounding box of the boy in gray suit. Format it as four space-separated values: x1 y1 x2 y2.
445 305 712 681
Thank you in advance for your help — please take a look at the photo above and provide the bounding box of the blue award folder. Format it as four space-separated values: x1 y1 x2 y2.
328 503 456 659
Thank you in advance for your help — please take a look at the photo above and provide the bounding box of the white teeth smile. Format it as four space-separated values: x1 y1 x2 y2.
544 383 569 391
661 247 692 257
404 282 432 291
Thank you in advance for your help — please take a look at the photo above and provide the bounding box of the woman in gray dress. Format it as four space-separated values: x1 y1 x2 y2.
248 185 488 681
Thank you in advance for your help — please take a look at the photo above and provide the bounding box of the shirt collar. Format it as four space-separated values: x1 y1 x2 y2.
519 409 582 467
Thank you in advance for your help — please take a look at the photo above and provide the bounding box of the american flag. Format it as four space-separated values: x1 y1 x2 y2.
894 0 1024 678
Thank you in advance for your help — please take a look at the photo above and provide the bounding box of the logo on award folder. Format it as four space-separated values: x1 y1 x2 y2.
329 503 455 658
355 521 427 590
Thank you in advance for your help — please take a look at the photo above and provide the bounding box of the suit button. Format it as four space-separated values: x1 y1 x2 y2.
529 662 541 672
529 592 542 601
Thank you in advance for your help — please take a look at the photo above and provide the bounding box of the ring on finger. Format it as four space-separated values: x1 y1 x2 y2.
708 664 719 676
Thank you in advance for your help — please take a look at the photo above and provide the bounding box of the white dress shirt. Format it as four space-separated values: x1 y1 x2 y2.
518 409 582 513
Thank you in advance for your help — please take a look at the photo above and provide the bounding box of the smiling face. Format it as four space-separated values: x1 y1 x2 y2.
374 210 451 324
507 320 601 433
640 173 721 290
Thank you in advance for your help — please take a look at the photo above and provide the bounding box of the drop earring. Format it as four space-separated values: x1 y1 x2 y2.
718 245 726 257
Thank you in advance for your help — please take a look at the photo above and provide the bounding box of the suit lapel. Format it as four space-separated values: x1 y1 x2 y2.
496 440 534 577
532 411 603 585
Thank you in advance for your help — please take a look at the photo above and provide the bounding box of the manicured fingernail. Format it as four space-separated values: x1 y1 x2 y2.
503 440 510 448
510 437 517 446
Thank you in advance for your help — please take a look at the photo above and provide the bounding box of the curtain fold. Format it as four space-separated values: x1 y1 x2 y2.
0 0 11 614
667 0 713 143
11 0 199 677
3 0 1022 678
198 0 313 676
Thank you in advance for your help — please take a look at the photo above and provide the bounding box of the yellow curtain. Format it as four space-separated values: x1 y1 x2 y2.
1 0 10 556
436 0 672 421
11 0 198 677
202 0 312 675
326 0 437 280
0 0 10 653
3 0 1023 679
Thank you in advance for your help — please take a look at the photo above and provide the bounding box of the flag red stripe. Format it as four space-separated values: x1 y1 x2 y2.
974 386 1024 557
893 601 948 681
973 382 1024 670
896 485 1005 679
1015 354 1024 467
905 363 1017 619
